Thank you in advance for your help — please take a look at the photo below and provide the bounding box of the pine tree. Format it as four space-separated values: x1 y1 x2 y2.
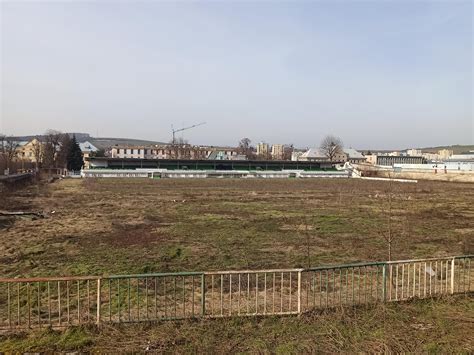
57 134 72 168
67 135 84 171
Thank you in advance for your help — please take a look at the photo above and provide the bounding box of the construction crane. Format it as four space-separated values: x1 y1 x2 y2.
171 122 206 144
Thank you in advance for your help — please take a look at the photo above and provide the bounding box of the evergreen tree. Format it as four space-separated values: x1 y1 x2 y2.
57 134 72 168
67 135 84 171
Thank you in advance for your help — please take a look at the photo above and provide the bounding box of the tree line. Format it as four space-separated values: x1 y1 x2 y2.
0 130 84 172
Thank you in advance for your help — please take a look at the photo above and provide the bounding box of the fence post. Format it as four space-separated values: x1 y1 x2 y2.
297 270 302 314
450 258 455 295
96 278 101 325
201 274 206 317
382 264 387 302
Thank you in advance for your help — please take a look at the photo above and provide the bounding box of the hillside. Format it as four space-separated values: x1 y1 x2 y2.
8 133 166 149
9 133 91 142
419 144 474 154
88 137 166 149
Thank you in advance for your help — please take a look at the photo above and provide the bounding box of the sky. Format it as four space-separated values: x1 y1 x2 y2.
0 0 472 149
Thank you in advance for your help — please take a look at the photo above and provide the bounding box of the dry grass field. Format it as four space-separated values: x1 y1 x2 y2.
0 177 473 351
1 297 472 353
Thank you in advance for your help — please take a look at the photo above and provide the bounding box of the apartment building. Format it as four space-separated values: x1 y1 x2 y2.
271 144 284 160
256 142 269 157
406 149 422 156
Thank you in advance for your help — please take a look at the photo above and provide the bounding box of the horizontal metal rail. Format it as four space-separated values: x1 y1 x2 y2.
387 255 474 264
0 255 472 331
203 268 303 275
106 271 203 279
0 276 100 283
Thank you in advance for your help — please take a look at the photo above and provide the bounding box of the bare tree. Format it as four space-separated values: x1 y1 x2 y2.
237 138 255 159
283 144 294 161
320 135 343 162
168 137 189 159
56 133 72 168
31 137 44 168
43 130 62 168
0 135 19 171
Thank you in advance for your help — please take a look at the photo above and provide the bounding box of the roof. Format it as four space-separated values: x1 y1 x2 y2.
301 148 326 159
79 141 98 152
343 148 364 159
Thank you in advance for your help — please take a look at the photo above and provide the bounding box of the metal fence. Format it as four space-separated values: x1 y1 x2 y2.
0 255 472 331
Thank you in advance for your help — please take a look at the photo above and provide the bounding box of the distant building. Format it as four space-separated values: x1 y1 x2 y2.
297 148 346 162
376 155 426 166
438 149 453 160
79 141 98 169
15 139 42 163
365 154 377 165
79 141 98 156
271 144 284 160
110 144 239 160
111 146 149 159
207 150 246 160
421 152 440 162
256 142 269 157
406 149 422 156
448 152 474 162
420 149 453 162
343 148 365 164
291 151 304 161
298 148 326 161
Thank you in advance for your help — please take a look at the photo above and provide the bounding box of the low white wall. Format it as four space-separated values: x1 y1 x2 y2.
81 169 351 179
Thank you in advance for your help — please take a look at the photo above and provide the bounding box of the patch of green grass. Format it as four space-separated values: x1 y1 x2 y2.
0 327 93 352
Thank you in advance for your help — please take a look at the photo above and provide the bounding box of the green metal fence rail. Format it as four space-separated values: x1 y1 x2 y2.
0 255 472 331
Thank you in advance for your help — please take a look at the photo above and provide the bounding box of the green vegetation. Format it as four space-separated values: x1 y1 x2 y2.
0 327 93 352
1 297 472 352
66 135 84 171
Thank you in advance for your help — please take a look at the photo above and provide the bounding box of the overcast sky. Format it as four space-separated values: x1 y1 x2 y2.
1 1 472 149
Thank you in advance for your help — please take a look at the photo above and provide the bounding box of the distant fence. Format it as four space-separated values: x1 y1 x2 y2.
0 255 472 331
80 168 350 179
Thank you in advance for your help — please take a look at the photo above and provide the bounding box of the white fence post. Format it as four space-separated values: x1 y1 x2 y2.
96 278 101 325
450 258 455 294
297 270 302 314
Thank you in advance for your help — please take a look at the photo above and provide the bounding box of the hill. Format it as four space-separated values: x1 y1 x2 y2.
88 137 166 149
418 144 474 154
7 133 166 148
9 133 92 142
